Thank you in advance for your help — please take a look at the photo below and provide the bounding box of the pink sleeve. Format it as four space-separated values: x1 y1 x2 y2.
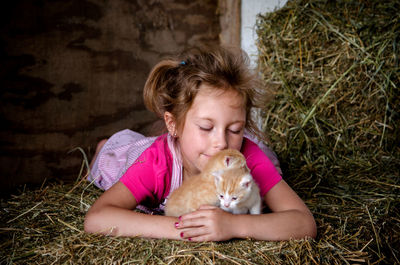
119 136 172 206
241 138 282 197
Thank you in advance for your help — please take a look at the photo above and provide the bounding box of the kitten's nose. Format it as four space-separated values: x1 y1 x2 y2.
224 202 230 207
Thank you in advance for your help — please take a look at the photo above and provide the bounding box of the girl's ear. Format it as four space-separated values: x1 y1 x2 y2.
164 112 177 137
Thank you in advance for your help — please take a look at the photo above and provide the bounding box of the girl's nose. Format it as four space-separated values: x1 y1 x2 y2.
214 131 228 150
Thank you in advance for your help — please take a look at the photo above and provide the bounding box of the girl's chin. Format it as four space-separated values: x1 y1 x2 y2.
197 154 211 171
200 153 211 161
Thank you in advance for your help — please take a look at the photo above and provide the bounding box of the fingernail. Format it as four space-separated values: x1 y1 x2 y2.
174 222 179 228
178 216 182 221
188 237 192 241
180 232 184 238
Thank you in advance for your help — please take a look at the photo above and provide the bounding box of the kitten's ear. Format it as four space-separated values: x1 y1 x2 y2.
212 170 223 178
224 155 241 168
212 170 224 183
223 156 231 168
240 174 252 188
224 154 247 169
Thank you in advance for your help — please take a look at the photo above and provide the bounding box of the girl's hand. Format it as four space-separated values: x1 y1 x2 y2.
175 205 235 242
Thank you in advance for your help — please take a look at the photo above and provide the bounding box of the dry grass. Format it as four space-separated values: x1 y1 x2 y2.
256 0 400 264
1 0 399 264
1 178 371 264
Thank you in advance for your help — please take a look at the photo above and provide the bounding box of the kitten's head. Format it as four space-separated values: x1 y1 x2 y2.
212 167 253 212
204 149 247 174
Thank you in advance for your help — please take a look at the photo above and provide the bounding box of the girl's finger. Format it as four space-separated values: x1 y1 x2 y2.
180 205 222 221
178 216 207 229
179 208 210 220
180 226 210 241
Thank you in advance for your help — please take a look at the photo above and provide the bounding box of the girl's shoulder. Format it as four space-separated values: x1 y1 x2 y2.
241 136 283 196
131 133 172 169
241 136 266 159
242 136 282 174
119 133 174 205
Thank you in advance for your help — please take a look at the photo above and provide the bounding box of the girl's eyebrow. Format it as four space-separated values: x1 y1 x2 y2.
195 117 245 125
194 117 213 123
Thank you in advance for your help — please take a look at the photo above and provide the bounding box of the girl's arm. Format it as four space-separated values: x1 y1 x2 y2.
176 180 317 241
84 181 182 239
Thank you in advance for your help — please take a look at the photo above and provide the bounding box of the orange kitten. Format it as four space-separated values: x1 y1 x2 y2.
164 149 261 217
213 167 261 214
201 148 247 173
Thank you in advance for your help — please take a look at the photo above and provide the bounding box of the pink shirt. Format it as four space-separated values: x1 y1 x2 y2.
120 134 282 207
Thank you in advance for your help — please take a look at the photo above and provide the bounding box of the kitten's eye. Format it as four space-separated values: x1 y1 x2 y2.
219 195 224 199
232 197 237 200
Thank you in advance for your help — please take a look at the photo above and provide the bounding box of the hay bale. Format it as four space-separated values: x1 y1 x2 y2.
257 0 400 263
1 180 371 264
1 1 399 264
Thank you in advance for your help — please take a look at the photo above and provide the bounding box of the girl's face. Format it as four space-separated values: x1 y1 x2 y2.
178 85 246 178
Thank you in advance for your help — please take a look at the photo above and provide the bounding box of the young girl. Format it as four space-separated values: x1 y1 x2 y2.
84 46 317 241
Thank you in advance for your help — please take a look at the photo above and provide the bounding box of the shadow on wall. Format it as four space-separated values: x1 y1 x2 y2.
0 0 221 191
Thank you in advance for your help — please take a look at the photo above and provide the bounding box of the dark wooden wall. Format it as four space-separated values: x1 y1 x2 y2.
0 0 224 191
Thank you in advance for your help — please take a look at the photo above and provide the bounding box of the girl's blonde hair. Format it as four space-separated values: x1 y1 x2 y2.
143 46 270 141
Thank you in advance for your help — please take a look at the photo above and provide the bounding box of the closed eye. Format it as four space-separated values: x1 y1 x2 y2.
228 126 243 134
228 129 241 134
232 197 237 200
199 126 212 132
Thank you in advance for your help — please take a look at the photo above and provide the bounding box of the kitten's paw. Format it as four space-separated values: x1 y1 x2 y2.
249 206 261 215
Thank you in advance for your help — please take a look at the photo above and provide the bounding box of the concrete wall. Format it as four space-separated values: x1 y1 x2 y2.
0 0 230 191
241 0 287 67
